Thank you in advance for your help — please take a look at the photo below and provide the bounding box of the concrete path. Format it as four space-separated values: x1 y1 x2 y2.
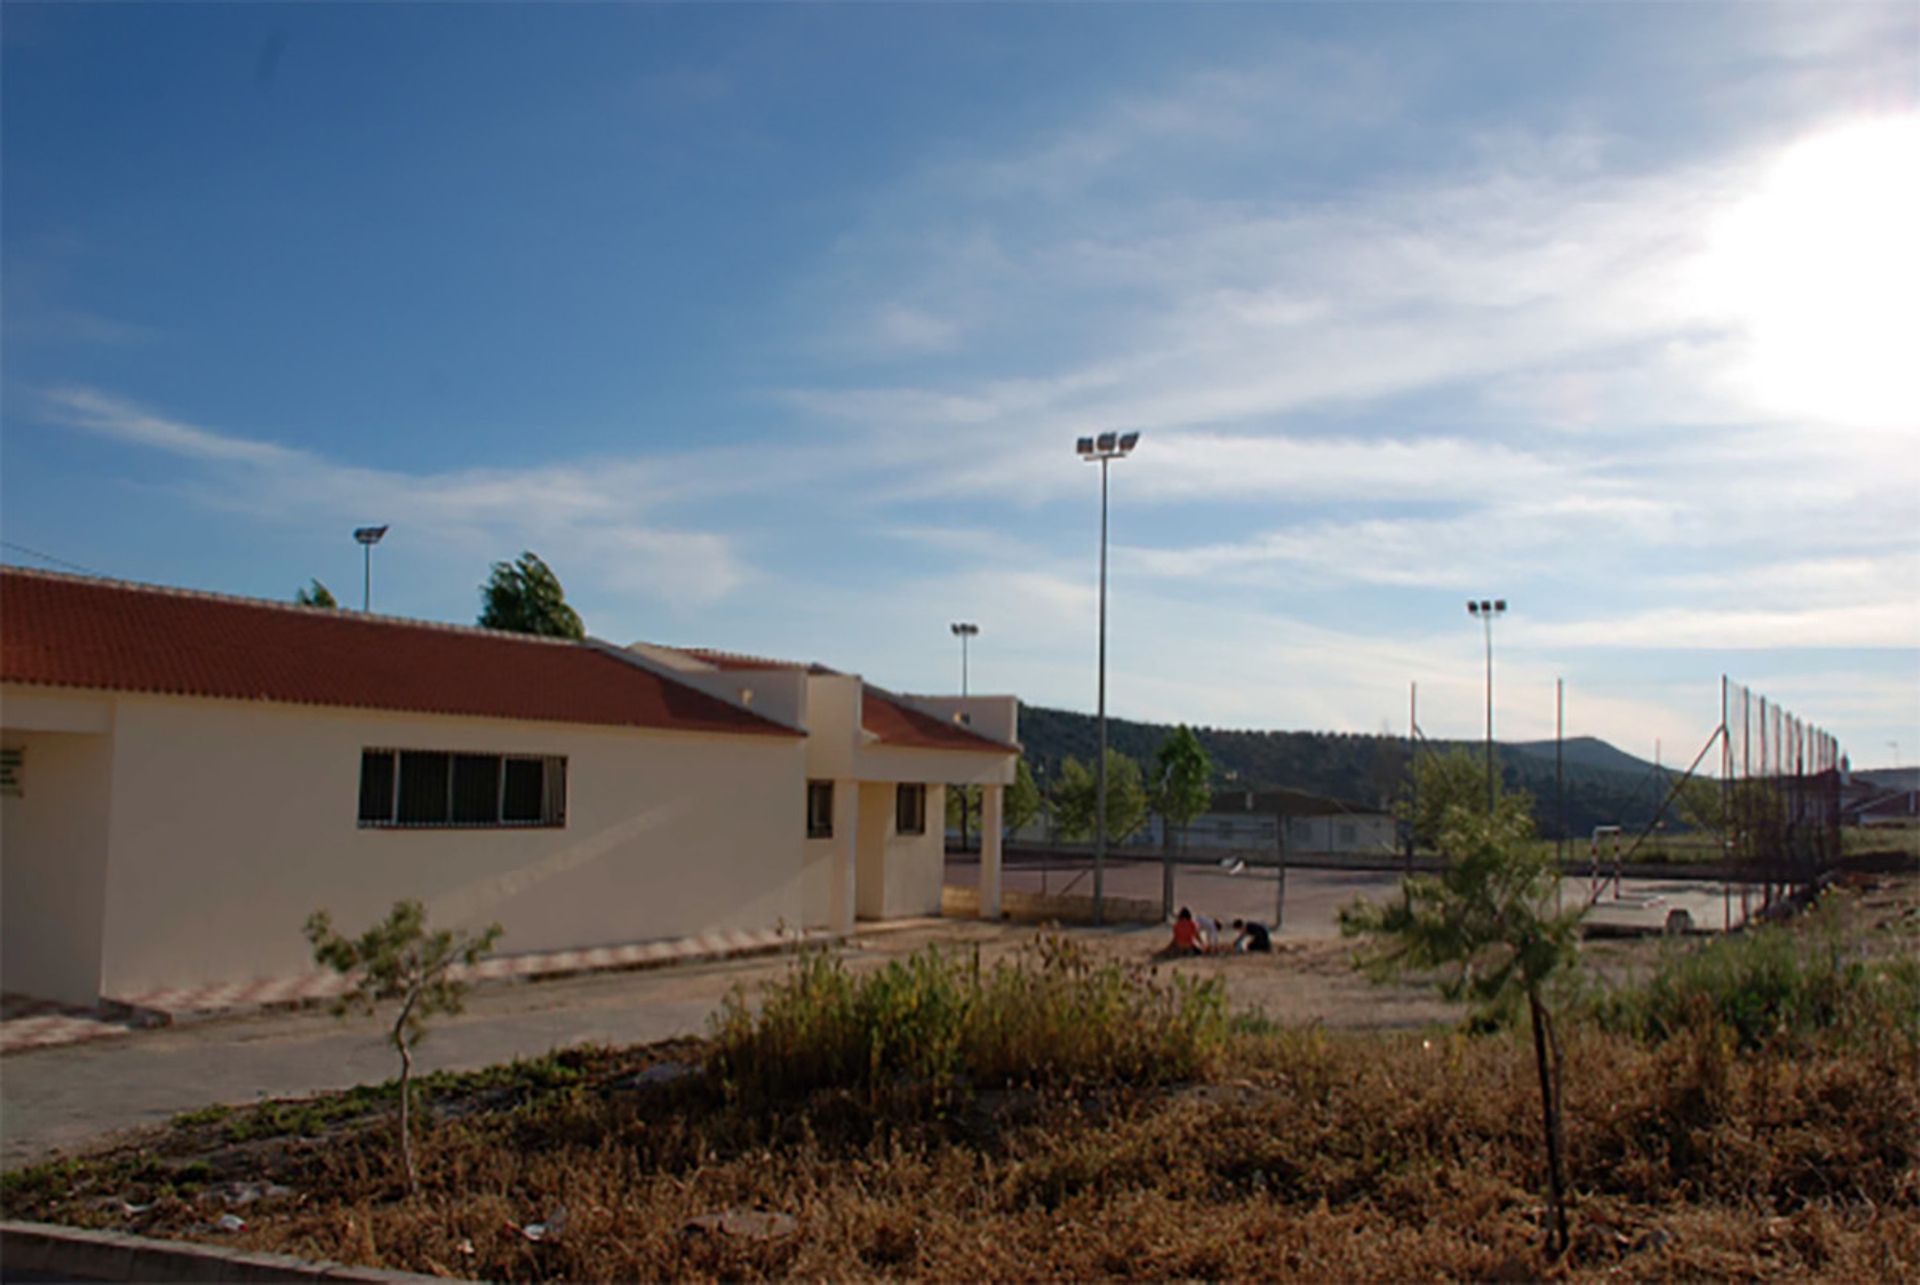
0 919 1032 1171
3 863 1733 1173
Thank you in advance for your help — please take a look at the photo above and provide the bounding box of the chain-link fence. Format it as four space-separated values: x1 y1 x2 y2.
1722 677 1843 898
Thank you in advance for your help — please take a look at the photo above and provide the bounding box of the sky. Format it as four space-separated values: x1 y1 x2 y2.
3 3 1916 770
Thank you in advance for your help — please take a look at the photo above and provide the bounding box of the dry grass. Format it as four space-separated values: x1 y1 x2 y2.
5 906 1917 1281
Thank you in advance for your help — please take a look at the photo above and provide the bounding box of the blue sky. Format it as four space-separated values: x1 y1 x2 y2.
4 3 1916 768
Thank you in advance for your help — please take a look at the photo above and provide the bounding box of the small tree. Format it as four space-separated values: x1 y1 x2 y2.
1339 797 1584 1256
1151 726 1214 916
946 784 980 850
1050 750 1148 845
294 579 338 608
304 901 502 1195
1401 746 1502 852
1004 758 1042 837
478 551 585 639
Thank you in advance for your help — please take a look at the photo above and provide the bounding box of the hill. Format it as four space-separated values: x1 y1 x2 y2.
1511 735 1661 777
1016 705 1677 840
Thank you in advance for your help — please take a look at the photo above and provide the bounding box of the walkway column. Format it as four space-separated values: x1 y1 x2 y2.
980 782 1004 920
830 778 860 935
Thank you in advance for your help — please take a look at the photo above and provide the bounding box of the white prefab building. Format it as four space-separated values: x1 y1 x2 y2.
0 570 1017 1007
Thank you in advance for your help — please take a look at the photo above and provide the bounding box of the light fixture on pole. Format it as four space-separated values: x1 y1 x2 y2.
1467 598 1507 814
353 525 389 612
950 622 979 697
1076 429 1141 926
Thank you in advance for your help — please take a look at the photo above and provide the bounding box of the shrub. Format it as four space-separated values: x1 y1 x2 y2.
707 938 1226 1104
1592 893 1920 1053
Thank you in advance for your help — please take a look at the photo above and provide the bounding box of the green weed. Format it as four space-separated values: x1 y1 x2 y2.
1589 892 1920 1052
708 937 1228 1105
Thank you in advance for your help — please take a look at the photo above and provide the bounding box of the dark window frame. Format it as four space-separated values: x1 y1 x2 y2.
807 780 834 838
358 749 566 829
896 783 927 836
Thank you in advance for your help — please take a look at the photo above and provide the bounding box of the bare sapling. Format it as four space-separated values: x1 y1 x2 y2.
304 900 502 1195
1339 792 1583 1256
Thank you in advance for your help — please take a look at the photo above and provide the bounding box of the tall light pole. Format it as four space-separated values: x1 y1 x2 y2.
950 622 979 697
1077 429 1140 925
1467 598 1506 814
354 525 389 612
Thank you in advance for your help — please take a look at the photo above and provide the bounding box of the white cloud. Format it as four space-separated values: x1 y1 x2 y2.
39 387 753 612
1526 602 1920 652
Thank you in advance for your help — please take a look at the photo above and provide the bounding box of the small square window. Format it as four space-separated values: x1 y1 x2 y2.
807 781 834 838
896 783 926 835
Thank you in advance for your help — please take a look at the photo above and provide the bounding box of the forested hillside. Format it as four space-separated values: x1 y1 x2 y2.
1016 705 1677 840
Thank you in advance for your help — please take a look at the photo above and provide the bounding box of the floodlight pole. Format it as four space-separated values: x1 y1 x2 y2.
1095 453 1110 924
950 622 979 697
354 525 389 612
1077 430 1140 926
1468 598 1506 815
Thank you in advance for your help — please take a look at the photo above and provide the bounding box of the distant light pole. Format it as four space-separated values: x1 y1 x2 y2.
354 525 389 612
950 622 979 697
1467 598 1507 814
1077 429 1141 925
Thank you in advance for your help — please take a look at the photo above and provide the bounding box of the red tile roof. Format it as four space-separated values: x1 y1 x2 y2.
676 647 837 676
0 569 800 738
861 688 1017 755
662 645 1013 754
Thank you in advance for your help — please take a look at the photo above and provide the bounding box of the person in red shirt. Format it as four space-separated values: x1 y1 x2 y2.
1169 907 1202 955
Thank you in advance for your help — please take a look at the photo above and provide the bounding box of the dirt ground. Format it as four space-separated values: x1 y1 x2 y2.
6 864 1911 1173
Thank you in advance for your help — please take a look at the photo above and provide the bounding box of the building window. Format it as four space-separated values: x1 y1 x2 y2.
896 783 927 835
807 781 834 838
358 749 565 828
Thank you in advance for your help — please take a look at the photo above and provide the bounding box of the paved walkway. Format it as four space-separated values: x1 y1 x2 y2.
0 865 1754 1172
0 926 823 1058
0 918 1028 1171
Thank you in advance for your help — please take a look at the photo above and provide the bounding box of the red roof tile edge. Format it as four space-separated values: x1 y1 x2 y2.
651 644 1016 755
1 567 803 738
861 686 1019 755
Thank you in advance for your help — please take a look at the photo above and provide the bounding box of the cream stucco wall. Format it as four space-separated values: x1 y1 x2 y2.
802 675 863 780
892 695 1020 750
854 781 945 921
91 694 807 998
0 729 114 1005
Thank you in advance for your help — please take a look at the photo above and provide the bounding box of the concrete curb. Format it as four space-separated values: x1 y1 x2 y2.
3 927 837 1055
0 1220 454 1283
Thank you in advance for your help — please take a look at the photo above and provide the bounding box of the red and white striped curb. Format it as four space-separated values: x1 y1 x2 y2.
0 994 160 1054
109 925 829 1022
2 927 831 1054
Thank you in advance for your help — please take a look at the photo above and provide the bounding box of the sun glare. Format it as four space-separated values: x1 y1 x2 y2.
1701 115 1920 431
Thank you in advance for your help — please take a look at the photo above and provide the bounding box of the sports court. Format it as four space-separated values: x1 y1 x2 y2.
946 852 1756 938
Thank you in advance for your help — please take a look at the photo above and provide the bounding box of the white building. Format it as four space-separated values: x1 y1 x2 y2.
0 569 1016 1007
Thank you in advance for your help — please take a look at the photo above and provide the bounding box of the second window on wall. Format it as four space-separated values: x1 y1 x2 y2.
896 783 926 835
807 780 834 838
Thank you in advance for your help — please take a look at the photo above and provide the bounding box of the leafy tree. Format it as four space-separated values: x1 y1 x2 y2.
1401 746 1511 852
1671 776 1724 835
478 551 584 639
1339 797 1583 1257
304 901 503 1195
1151 726 1214 916
294 579 338 608
1049 750 1148 845
948 759 1045 850
1005 758 1042 837
946 784 979 850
